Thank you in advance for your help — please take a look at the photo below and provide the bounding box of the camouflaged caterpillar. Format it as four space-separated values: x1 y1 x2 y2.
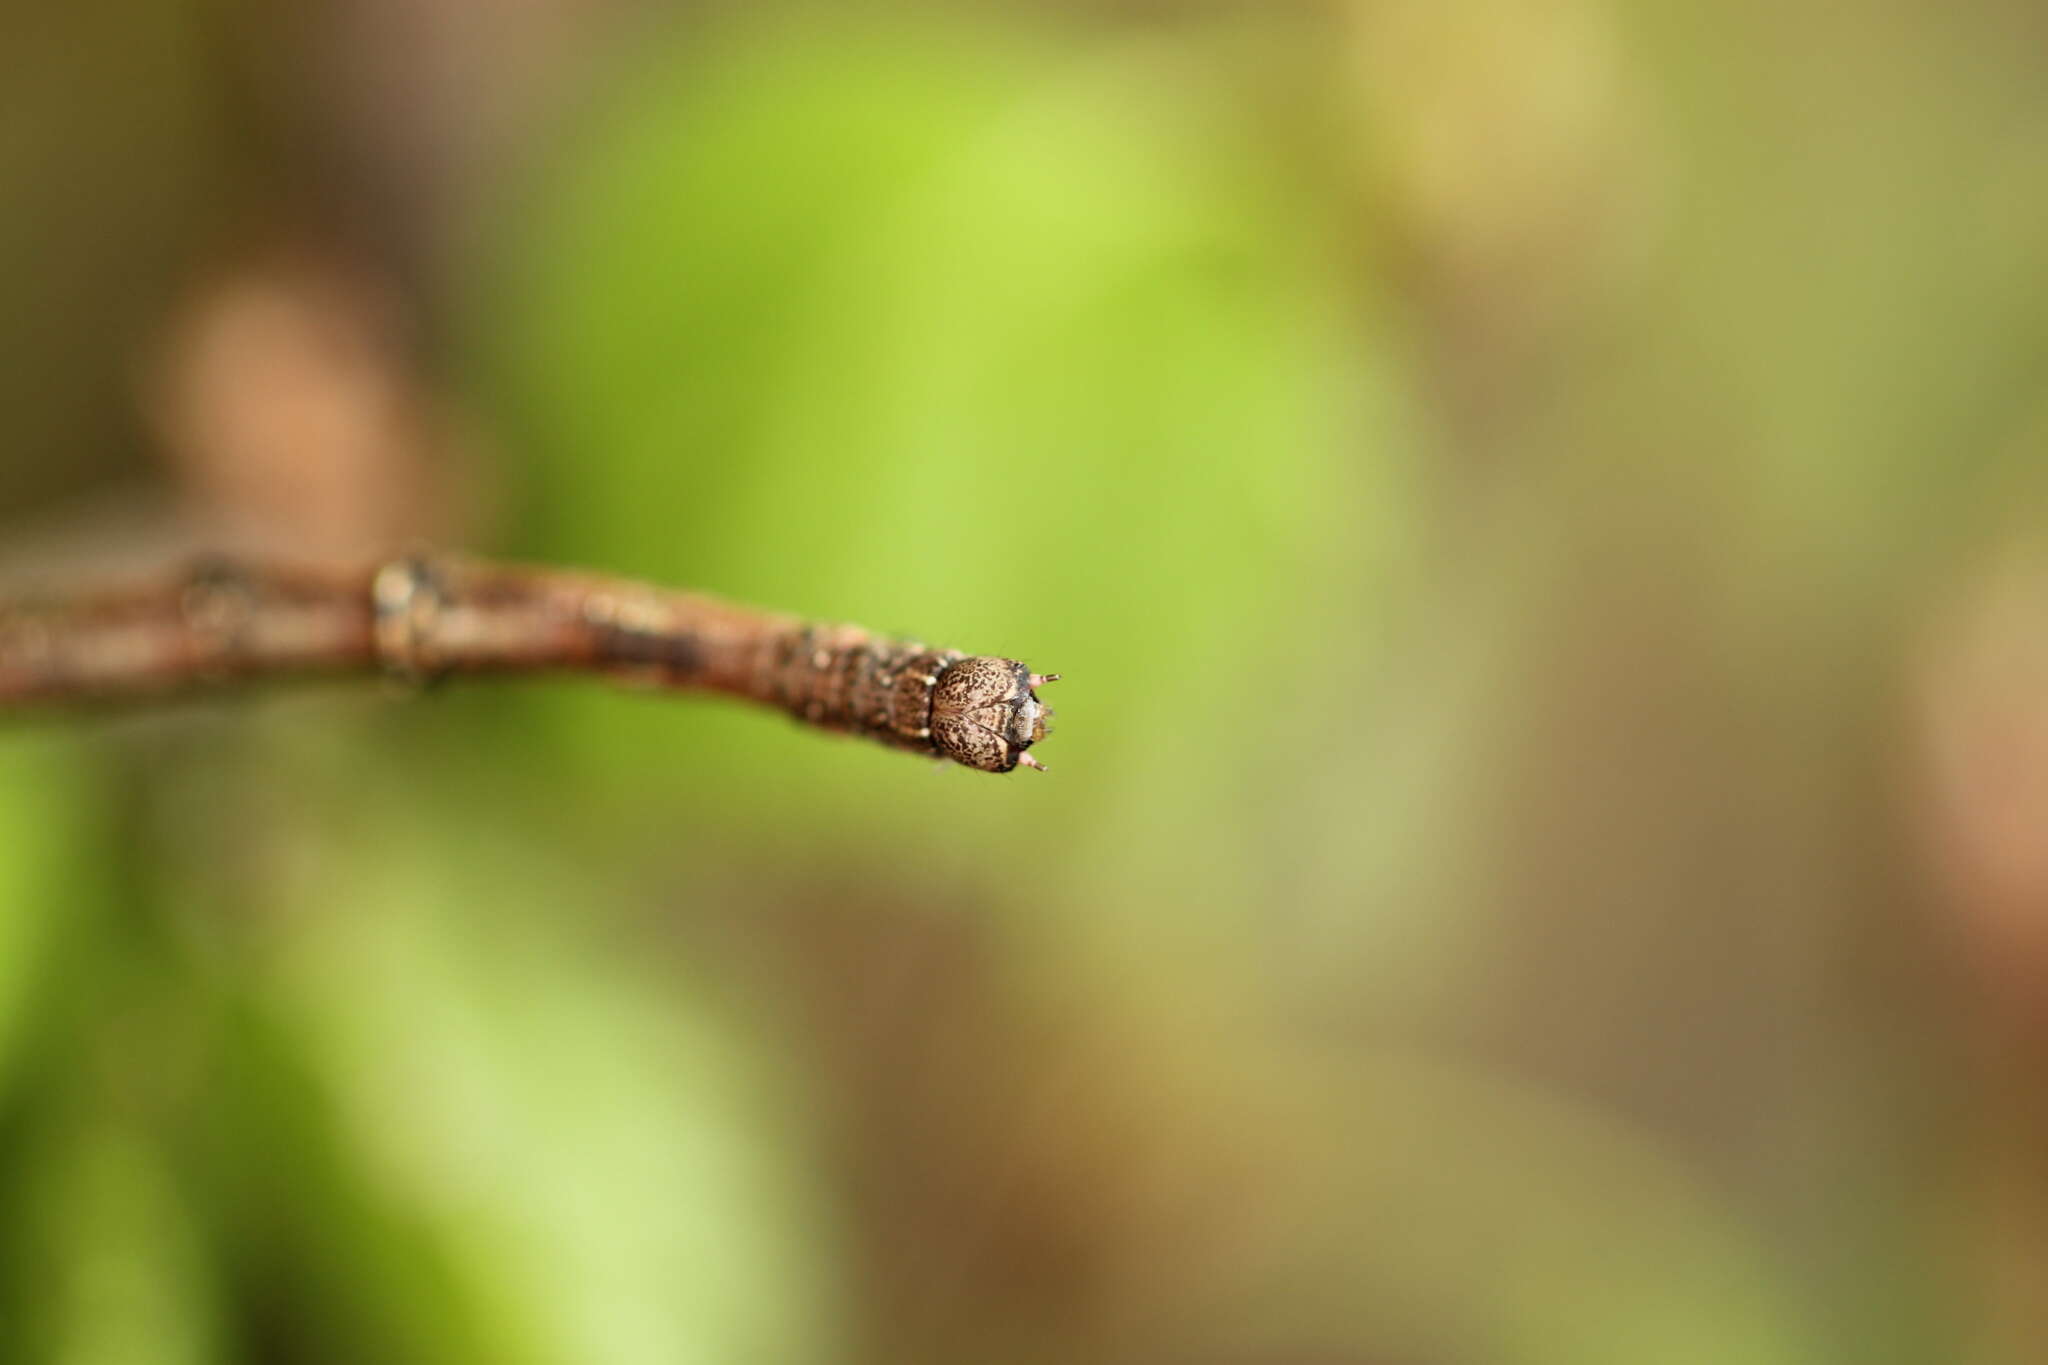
570 577 1061 773
0 554 1059 775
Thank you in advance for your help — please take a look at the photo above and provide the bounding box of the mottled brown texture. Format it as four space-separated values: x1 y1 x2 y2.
932 656 1047 773
0 552 1056 773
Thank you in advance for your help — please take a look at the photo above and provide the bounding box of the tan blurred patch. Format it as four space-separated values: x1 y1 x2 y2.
1913 537 2048 1035
141 248 479 560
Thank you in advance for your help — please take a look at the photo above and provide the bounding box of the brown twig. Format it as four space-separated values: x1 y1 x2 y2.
0 553 1057 773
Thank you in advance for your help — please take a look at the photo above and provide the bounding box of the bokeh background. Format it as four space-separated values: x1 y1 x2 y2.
4 1 2048 1361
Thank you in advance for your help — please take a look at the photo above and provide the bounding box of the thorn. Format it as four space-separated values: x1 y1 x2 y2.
1017 752 1049 772
1031 673 1061 687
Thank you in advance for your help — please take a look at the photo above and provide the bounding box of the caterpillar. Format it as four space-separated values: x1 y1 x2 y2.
0 553 1057 773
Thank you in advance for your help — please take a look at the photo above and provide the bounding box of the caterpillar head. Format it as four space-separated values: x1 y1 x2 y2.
931 657 1058 773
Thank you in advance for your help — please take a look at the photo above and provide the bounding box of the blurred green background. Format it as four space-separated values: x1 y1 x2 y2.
4 1 2048 1361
